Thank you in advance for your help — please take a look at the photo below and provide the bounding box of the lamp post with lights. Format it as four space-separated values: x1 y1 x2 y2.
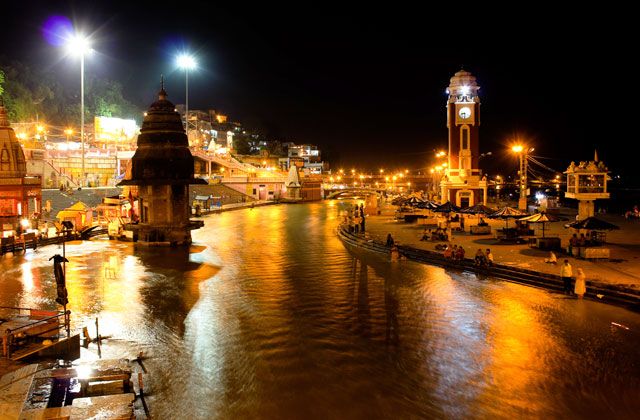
177 54 197 136
512 144 534 211
65 34 92 187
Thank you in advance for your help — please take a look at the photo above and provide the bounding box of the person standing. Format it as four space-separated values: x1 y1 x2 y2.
560 259 573 295
574 268 586 299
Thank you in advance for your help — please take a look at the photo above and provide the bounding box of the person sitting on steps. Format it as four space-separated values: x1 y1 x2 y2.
545 251 557 264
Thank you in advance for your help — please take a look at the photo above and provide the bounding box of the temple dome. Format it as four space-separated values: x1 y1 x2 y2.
449 69 479 89
0 100 27 179
119 84 205 185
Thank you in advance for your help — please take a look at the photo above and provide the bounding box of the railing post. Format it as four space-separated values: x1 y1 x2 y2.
3 330 8 357
6 330 12 359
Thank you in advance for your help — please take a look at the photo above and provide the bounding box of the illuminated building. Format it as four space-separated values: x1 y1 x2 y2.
278 143 326 174
0 100 42 232
440 70 488 206
94 116 138 150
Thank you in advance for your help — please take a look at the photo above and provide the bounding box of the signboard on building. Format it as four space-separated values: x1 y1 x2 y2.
94 116 138 149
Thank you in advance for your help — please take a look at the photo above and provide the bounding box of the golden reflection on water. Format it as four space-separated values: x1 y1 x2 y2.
481 291 557 415
3 202 640 418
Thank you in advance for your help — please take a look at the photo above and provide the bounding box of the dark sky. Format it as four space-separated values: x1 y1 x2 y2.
1 2 635 179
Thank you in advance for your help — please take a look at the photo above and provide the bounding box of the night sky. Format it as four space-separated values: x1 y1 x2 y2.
1 3 635 179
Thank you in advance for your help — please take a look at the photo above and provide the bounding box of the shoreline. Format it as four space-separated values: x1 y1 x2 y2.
337 224 640 312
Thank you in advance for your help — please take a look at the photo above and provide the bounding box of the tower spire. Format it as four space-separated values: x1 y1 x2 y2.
158 74 167 100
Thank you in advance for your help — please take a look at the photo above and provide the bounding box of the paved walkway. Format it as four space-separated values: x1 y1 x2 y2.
364 203 640 289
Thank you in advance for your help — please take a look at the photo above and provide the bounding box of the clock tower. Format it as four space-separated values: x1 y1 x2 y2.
440 69 487 207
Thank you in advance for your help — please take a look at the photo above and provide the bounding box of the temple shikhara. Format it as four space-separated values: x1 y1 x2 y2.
118 81 206 245
0 99 41 234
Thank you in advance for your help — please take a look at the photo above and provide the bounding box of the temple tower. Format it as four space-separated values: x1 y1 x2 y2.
0 99 42 231
118 82 206 245
440 69 487 207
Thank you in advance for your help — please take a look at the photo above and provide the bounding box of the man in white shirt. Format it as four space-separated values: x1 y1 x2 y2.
560 259 573 295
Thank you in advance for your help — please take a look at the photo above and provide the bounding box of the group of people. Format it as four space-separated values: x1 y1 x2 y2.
568 232 600 254
442 244 465 260
346 204 366 234
420 227 448 242
624 205 639 219
474 248 494 267
560 259 587 298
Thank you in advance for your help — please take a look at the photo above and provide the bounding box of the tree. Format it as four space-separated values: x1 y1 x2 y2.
85 77 140 121
0 57 142 126
233 133 252 155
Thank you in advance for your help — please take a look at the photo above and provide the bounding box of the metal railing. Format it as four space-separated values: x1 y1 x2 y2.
1 307 69 359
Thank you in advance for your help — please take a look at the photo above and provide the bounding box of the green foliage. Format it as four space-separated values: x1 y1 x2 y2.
0 58 142 126
85 77 140 120
266 140 285 156
233 133 252 155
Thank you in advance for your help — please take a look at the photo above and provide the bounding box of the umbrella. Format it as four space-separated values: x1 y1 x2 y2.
488 206 527 229
405 196 424 206
415 200 439 210
433 201 461 213
566 217 620 231
459 204 496 215
518 211 564 238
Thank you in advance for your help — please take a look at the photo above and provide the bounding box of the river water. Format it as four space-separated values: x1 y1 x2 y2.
2 201 640 419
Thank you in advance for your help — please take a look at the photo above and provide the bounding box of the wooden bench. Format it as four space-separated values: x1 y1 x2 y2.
1 236 15 255
470 225 491 234
23 233 38 251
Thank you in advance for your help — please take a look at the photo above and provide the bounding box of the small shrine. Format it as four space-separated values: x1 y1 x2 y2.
118 81 206 245
285 165 301 201
0 98 42 235
564 151 610 220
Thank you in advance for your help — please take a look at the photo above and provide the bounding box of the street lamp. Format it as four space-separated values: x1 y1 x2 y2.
66 34 92 188
177 54 197 136
511 144 534 211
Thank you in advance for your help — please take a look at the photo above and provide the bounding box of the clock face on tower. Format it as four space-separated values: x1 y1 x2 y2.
458 107 471 119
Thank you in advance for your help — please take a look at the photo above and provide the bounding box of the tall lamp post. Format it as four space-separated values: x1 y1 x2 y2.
511 144 534 211
66 35 92 188
177 54 197 136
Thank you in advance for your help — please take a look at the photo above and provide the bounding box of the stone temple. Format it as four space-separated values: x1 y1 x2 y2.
118 82 206 245
0 99 42 232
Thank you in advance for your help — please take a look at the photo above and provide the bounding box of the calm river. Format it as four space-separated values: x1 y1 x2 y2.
2 201 640 419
